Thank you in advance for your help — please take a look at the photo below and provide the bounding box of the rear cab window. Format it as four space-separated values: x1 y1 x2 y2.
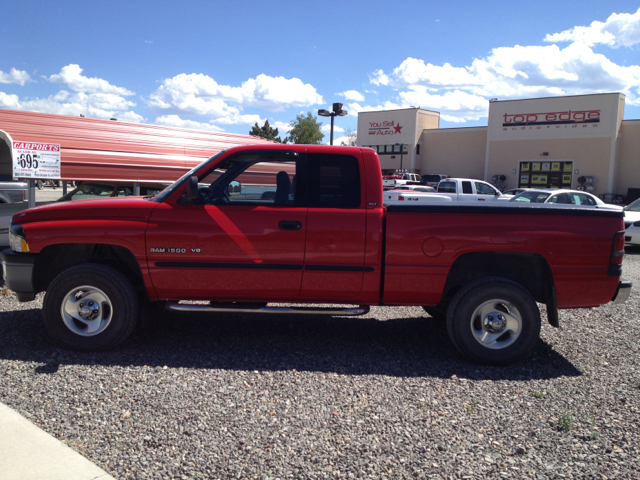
306 153 361 209
438 182 457 193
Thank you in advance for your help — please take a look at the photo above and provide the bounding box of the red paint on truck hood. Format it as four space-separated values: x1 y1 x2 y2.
12 197 159 224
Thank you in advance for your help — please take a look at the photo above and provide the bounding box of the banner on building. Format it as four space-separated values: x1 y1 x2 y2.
12 141 61 179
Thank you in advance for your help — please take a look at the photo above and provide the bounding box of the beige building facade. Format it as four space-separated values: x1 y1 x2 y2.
357 93 640 199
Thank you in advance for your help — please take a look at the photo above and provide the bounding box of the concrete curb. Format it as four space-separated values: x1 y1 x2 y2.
0 402 116 480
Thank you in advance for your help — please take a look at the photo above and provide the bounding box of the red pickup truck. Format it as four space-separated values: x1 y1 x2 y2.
1 145 632 365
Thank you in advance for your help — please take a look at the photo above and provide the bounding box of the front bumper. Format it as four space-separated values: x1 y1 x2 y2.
612 279 632 305
1 248 37 302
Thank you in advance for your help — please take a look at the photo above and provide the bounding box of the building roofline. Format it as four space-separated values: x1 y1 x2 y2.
422 126 488 133
357 107 440 116
490 92 625 104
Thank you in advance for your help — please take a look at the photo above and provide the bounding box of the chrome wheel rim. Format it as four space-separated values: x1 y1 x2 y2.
470 298 521 349
61 285 113 337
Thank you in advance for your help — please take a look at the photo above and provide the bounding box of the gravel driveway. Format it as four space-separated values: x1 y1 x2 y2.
1 250 639 479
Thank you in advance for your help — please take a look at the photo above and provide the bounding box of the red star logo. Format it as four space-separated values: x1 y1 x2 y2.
394 124 403 133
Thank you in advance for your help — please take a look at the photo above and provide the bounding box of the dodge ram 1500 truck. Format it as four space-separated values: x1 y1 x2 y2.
1 145 632 365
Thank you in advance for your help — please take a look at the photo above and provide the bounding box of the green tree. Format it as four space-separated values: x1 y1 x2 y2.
249 119 285 143
286 112 324 144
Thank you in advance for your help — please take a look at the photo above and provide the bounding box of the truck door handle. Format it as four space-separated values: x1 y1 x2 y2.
279 220 302 231
478 198 486 201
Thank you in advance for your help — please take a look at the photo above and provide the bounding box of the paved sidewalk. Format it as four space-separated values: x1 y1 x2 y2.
0 402 115 480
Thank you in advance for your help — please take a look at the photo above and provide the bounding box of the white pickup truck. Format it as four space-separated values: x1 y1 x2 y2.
383 189 452 205
382 172 422 190
395 173 422 186
435 178 507 202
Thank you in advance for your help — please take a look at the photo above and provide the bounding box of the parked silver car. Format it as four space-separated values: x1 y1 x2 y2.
0 181 28 204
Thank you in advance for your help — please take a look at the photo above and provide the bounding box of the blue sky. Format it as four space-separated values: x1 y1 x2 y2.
1 1 639 143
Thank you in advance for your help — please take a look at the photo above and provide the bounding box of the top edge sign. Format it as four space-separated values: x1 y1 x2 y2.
12 141 61 180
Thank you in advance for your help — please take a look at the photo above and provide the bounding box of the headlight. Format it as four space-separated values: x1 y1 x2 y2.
9 223 30 253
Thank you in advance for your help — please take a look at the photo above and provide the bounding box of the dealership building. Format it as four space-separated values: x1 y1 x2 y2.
357 92 640 200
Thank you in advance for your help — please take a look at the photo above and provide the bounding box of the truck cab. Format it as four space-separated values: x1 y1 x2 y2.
436 178 505 202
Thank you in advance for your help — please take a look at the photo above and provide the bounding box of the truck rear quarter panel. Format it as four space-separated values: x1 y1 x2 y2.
383 205 624 308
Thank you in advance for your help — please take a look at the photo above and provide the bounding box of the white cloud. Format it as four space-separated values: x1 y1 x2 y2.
0 68 31 86
545 8 640 47
47 64 134 95
399 88 488 123
154 115 225 132
383 58 480 89
368 8 640 121
0 89 144 122
148 73 324 125
272 120 292 133
338 90 365 101
321 124 345 134
370 69 390 86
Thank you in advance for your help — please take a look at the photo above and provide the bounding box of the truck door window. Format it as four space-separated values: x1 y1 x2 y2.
306 154 360 208
462 181 473 194
198 153 298 206
438 182 456 193
475 182 496 195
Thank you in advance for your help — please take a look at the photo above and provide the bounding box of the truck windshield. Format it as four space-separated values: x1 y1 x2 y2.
152 150 226 203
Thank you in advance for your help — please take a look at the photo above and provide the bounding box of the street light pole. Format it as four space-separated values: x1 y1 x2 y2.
318 103 349 145
330 115 335 145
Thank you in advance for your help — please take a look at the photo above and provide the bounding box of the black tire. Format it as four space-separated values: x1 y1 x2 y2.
446 277 541 365
36 180 44 190
422 305 447 322
43 263 139 351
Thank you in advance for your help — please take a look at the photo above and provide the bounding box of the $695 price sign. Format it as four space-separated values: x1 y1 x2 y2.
12 141 61 180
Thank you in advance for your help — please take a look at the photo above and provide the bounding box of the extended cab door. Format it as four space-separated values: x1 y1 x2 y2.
300 150 367 298
146 150 307 300
474 181 501 201
438 180 477 201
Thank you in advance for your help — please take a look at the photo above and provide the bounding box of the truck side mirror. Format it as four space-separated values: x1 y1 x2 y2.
185 176 198 201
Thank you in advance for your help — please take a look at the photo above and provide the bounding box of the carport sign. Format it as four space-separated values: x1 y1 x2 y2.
12 141 61 179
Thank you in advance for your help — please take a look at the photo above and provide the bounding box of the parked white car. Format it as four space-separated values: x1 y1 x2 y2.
509 189 608 206
623 198 640 246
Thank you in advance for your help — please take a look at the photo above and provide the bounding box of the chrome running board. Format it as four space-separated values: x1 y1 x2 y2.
166 302 370 316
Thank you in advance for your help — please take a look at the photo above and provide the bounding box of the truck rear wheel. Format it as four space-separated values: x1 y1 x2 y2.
43 263 139 351
446 277 541 365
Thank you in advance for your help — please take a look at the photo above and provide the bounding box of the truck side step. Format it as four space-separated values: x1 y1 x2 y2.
166 302 370 316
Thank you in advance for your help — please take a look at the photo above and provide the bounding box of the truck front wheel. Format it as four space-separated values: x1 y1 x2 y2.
446 278 541 365
43 264 139 351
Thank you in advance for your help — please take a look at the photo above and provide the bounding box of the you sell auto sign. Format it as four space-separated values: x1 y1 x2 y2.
12 141 61 179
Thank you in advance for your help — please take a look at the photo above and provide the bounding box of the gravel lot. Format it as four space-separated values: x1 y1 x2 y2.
1 249 639 479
